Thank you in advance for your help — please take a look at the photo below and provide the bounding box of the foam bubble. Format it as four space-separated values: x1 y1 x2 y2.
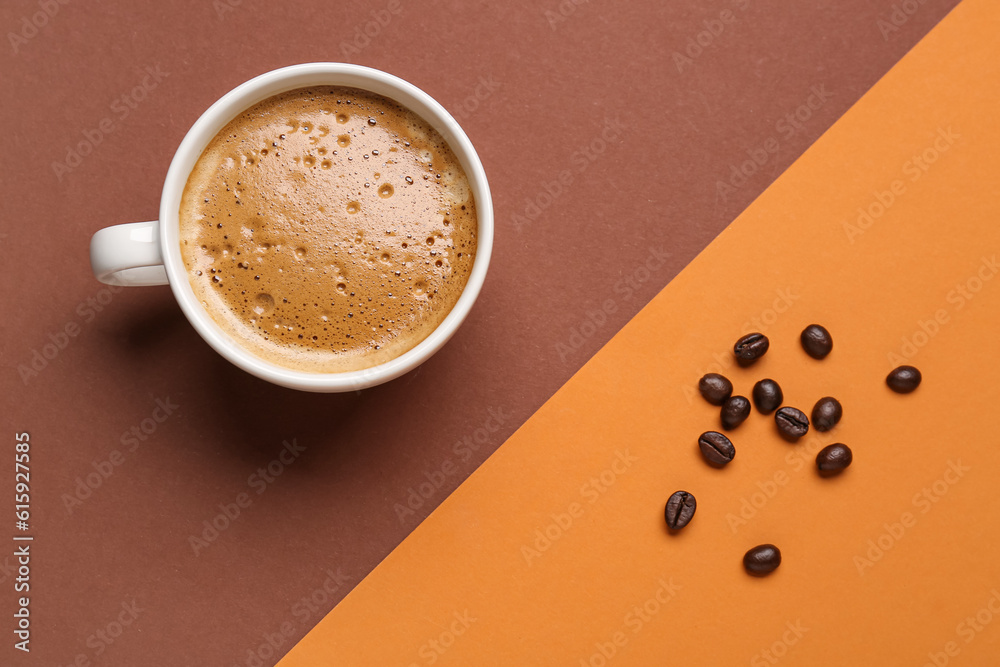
254 293 275 315
378 183 394 198
444 181 470 204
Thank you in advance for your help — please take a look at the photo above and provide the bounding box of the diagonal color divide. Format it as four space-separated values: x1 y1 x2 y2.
279 0 1000 663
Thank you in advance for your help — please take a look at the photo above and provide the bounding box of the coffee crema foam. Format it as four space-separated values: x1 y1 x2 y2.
179 86 477 373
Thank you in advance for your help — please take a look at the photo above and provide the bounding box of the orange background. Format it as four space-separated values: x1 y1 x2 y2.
280 0 1000 663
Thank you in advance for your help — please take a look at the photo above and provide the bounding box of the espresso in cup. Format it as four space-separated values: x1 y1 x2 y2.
179 86 477 373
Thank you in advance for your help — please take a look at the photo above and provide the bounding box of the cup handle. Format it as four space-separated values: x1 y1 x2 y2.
90 220 169 286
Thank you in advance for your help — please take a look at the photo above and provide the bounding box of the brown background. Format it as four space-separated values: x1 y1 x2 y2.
0 0 960 664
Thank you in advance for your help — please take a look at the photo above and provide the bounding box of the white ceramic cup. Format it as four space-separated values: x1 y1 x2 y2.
89 63 493 392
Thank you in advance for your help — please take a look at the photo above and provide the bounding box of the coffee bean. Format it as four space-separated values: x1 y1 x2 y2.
698 373 733 406
887 365 922 393
811 396 842 432
800 324 833 359
664 491 697 530
816 443 852 476
698 431 735 467
751 379 783 414
775 407 809 441
721 395 751 430
734 332 769 366
743 544 781 576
